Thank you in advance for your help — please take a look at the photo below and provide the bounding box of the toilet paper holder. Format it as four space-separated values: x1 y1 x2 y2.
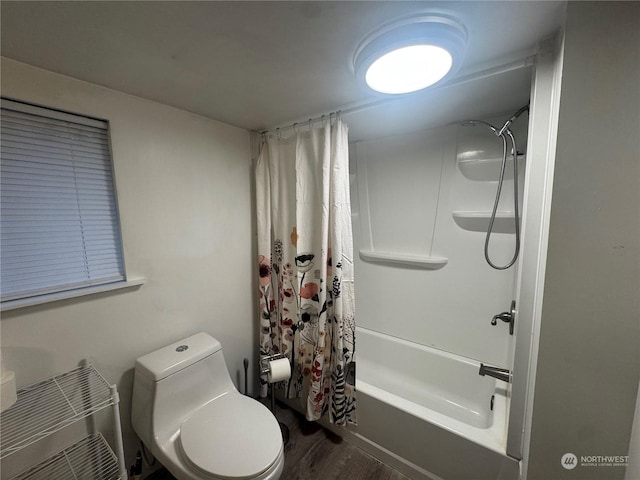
259 353 287 375
260 353 291 446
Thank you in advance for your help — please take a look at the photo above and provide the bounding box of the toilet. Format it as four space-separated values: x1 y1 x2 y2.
131 333 285 480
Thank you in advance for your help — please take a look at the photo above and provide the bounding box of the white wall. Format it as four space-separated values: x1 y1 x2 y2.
0 58 254 474
526 3 640 479
352 115 527 367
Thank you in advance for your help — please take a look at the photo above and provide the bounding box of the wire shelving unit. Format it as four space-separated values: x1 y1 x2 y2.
0 363 127 480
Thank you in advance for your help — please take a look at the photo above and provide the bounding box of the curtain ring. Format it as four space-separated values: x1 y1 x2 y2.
276 128 281 140
321 114 326 128
293 123 299 134
308 118 313 131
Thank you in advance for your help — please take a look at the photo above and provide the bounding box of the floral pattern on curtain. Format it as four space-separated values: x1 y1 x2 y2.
255 118 356 425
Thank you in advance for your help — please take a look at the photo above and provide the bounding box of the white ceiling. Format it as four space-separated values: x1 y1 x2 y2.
1 1 565 140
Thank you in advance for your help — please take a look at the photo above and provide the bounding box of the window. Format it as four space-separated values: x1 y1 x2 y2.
1 99 125 305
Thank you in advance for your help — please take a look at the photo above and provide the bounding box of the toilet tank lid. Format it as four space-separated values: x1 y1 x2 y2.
135 333 222 381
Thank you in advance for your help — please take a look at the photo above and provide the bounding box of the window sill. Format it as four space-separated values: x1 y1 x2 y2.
0 279 146 312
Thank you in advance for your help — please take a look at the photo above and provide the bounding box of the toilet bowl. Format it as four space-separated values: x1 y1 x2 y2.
131 333 284 480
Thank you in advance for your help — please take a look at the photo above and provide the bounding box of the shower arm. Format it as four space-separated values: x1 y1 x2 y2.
497 104 529 137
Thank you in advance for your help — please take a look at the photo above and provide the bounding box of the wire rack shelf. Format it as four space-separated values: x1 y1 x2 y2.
0 363 127 479
8 433 120 480
0 364 114 458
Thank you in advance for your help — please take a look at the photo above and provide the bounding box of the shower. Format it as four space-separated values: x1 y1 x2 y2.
461 105 529 269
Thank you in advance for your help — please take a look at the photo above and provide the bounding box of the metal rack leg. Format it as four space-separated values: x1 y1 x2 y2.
110 385 128 480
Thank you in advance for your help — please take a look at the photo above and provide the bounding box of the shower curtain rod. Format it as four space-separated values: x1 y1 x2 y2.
258 54 537 137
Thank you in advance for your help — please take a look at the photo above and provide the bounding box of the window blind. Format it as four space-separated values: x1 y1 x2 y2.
1 99 125 303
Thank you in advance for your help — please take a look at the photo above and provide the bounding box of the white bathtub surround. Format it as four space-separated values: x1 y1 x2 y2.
351 121 526 370
358 328 503 437
255 118 356 425
351 327 517 479
345 111 528 479
346 390 518 480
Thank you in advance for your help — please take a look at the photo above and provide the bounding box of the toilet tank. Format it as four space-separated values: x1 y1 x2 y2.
131 333 237 446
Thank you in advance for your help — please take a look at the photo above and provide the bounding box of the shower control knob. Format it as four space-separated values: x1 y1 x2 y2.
490 300 516 335
491 312 511 325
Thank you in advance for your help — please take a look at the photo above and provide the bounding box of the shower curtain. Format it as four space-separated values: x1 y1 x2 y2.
255 117 356 425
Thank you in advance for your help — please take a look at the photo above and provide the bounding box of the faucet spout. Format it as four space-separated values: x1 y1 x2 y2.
479 363 512 383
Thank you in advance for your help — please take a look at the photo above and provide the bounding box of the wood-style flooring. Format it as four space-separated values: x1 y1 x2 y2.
145 401 410 480
274 402 409 480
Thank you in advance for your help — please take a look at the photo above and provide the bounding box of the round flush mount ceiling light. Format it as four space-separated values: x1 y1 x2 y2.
353 14 468 95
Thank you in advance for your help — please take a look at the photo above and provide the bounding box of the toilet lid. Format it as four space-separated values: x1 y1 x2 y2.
179 393 283 479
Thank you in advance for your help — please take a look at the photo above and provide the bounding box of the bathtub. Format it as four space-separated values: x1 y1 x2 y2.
357 326 506 448
343 327 520 480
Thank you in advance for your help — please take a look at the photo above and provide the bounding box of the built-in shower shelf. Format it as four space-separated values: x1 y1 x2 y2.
452 211 517 233
9 433 120 480
457 155 525 181
359 250 448 269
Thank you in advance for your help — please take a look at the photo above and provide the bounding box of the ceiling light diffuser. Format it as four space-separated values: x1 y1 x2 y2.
365 45 453 94
353 14 467 95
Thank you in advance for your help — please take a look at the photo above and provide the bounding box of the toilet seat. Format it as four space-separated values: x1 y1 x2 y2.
179 393 283 479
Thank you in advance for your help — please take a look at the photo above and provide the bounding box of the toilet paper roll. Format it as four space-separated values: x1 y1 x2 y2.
267 358 291 384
